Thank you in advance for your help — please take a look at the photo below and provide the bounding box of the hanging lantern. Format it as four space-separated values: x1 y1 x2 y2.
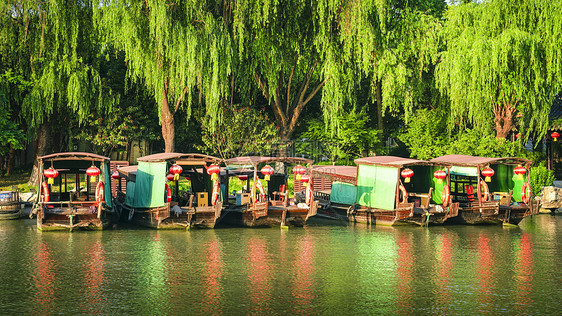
261 165 275 181
86 165 101 183
516 133 521 139
400 168 414 183
514 165 527 180
166 173 174 182
238 174 249 181
169 164 183 181
552 131 560 142
434 170 447 184
481 167 495 182
292 165 306 181
43 167 59 185
300 175 310 182
111 170 119 185
206 164 220 181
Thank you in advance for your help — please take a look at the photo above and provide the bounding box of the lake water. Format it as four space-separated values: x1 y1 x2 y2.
0 215 561 315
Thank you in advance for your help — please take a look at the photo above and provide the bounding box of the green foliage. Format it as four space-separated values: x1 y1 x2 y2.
529 165 555 196
301 110 382 163
197 105 280 159
0 99 25 156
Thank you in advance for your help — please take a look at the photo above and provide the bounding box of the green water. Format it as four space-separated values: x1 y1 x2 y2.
0 215 561 315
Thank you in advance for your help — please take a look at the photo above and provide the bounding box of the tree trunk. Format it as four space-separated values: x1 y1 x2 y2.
6 148 15 176
161 87 175 153
28 122 50 185
492 103 516 139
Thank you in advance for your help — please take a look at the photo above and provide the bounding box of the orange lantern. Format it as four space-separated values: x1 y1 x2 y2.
206 164 220 181
434 170 447 184
401 168 414 183
44 167 59 185
514 165 527 180
169 164 183 181
552 131 560 142
261 165 275 181
86 165 101 182
481 167 495 182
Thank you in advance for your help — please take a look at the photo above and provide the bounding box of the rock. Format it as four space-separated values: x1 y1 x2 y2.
536 186 562 209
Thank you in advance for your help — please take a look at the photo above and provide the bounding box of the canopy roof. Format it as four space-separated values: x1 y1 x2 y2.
354 156 437 168
137 152 222 164
117 165 138 180
38 152 109 162
225 156 313 166
430 155 531 167
311 165 357 183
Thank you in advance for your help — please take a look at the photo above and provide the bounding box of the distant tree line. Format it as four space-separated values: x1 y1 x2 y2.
1 0 561 176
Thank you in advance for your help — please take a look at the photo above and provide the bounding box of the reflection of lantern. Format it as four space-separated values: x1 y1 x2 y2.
44 167 59 185
166 173 174 181
111 170 119 185
86 165 101 182
206 164 220 181
481 167 495 182
169 164 183 181
552 131 560 142
401 168 414 183
293 165 306 181
514 165 527 180
261 165 275 181
434 170 447 184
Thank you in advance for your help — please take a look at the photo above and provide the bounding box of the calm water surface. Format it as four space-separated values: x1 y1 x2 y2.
1 215 561 315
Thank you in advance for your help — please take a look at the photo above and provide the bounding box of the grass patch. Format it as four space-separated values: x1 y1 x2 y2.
0 169 35 192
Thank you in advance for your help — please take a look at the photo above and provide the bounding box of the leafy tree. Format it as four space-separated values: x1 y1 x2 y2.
436 0 562 140
197 105 280 159
0 92 25 175
530 165 555 196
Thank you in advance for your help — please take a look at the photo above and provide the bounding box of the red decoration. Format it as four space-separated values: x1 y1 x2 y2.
434 170 447 184
44 167 59 185
261 165 275 181
516 133 521 139
481 167 495 182
300 175 310 182
238 174 249 181
86 165 101 182
400 168 414 183
552 131 560 142
292 165 306 181
169 164 183 181
166 173 174 181
112 170 119 185
514 165 527 180
206 164 220 181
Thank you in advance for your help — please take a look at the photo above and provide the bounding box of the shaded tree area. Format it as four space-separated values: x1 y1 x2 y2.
1 0 562 178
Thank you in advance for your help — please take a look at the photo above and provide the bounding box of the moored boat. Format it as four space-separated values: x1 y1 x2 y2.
0 189 22 220
222 156 318 228
313 156 459 226
31 152 115 231
430 155 539 225
113 153 224 229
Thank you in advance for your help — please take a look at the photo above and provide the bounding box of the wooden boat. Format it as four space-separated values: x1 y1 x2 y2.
312 156 459 226
222 156 318 228
0 188 22 220
430 155 539 225
113 153 224 229
31 152 115 231
310 165 357 221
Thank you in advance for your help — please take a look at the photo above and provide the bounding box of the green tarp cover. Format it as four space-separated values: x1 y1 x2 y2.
103 162 112 207
330 181 357 205
132 161 167 208
125 181 136 206
356 164 398 210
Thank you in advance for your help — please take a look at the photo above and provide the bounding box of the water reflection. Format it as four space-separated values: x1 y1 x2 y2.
515 233 534 312
292 234 316 314
33 241 55 315
200 238 223 314
247 237 272 314
477 233 494 313
436 232 453 310
395 232 413 315
83 241 106 314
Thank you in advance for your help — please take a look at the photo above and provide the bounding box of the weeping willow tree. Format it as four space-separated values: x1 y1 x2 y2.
96 1 232 152
0 0 116 182
436 0 562 140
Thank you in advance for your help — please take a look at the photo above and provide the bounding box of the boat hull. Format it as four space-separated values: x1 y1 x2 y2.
36 208 114 231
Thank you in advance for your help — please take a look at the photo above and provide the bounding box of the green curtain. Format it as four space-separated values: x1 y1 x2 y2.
133 161 167 208
103 162 112 207
125 181 136 206
356 164 398 210
330 181 357 205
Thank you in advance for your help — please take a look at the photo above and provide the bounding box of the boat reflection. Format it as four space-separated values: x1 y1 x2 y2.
84 241 106 313
247 236 272 314
395 232 413 314
292 234 316 314
200 238 223 314
477 233 494 311
435 232 453 311
515 233 534 312
33 241 55 315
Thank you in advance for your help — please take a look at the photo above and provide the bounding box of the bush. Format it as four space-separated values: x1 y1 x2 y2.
529 165 555 196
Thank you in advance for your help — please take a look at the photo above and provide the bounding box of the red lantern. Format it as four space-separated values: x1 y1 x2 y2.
166 173 174 181
516 133 521 139
481 167 495 182
514 165 527 180
300 175 310 182
261 165 275 181
112 170 119 185
44 167 59 185
552 131 560 142
86 165 101 182
238 174 249 181
434 170 447 184
292 165 306 181
169 164 183 181
206 164 220 181
401 168 414 183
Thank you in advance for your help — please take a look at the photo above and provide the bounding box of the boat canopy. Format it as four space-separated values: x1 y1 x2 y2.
225 156 313 168
311 165 357 183
430 154 531 167
137 152 222 164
